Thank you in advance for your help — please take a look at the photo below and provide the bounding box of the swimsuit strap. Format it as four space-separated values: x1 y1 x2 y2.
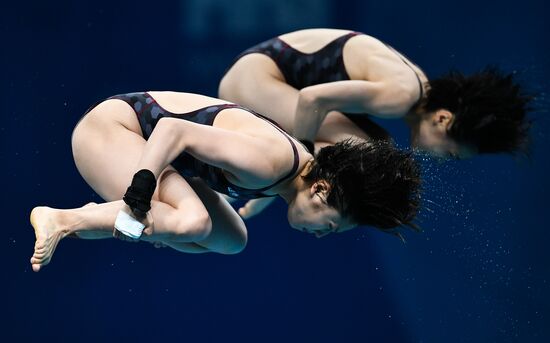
224 106 301 194
276 31 360 55
383 44 425 103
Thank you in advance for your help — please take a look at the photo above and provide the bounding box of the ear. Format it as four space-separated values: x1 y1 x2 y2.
433 109 454 128
310 179 331 197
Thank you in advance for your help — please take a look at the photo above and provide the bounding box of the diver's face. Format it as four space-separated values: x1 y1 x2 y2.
287 181 356 238
413 110 476 159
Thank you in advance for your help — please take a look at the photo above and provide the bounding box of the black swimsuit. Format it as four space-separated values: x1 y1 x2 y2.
234 32 362 89
87 92 300 201
230 32 425 140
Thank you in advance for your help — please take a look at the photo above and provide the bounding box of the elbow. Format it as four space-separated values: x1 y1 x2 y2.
298 87 325 113
376 84 420 116
220 223 248 255
156 117 177 133
155 117 186 150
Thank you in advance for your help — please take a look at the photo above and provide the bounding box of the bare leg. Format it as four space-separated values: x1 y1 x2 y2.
129 177 249 255
67 203 210 254
70 212 213 254
219 54 299 134
65 179 247 255
29 178 248 270
29 196 209 271
70 202 111 239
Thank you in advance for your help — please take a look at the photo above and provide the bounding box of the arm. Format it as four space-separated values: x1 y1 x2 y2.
135 116 283 187
238 197 277 219
293 80 417 142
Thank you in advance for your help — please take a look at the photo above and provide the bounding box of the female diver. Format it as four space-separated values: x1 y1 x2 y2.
218 28 532 218
29 91 421 272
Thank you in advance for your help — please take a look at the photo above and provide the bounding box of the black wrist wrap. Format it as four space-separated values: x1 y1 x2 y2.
123 169 156 216
299 140 315 154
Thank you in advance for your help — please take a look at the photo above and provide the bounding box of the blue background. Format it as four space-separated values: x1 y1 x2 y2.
2 0 549 342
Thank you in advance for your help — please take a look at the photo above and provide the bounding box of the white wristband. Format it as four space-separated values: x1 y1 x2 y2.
114 210 145 239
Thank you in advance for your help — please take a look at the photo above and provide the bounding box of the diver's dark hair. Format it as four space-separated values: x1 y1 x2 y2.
304 139 422 237
424 67 532 154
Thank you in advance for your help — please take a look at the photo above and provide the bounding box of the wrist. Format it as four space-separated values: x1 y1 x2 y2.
123 169 157 217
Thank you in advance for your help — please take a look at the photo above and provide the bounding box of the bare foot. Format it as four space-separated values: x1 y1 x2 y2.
29 206 70 272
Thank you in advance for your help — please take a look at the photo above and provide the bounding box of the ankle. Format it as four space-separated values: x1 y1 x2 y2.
56 209 83 235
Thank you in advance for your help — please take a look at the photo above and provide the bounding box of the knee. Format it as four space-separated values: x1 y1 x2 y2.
171 210 212 242
218 75 237 101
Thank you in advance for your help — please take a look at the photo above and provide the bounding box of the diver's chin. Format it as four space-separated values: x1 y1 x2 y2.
287 213 297 230
287 206 299 225
288 220 299 231
287 217 304 232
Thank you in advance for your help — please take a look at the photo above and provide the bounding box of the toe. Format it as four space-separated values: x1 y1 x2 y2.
31 255 44 264
33 250 46 258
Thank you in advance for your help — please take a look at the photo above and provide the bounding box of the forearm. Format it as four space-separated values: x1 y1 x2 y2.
135 118 186 178
292 89 328 142
120 118 189 217
291 80 413 142
238 196 277 219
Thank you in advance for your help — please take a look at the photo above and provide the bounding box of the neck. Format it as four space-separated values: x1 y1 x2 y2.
405 109 424 146
270 159 314 204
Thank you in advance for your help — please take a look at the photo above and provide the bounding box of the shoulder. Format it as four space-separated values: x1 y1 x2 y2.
346 34 390 53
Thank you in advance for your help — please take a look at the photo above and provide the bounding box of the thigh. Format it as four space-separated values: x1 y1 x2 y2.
71 99 202 211
219 54 299 134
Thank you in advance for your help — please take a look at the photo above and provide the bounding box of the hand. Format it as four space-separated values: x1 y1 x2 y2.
238 197 276 219
140 210 155 236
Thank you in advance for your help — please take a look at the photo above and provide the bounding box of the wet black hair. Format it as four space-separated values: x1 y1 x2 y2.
304 139 422 237
424 67 532 154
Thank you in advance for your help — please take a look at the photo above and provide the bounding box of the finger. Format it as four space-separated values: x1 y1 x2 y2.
238 207 249 219
239 201 261 219
140 212 155 236
142 227 153 236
